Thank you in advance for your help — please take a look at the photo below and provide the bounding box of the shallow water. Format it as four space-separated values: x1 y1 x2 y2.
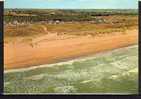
4 45 138 94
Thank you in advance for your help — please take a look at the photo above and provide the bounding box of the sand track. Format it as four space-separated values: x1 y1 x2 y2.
4 29 138 70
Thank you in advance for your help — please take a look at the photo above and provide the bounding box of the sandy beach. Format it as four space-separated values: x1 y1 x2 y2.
4 29 138 70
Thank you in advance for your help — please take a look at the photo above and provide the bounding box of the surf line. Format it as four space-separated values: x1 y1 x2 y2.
4 45 138 73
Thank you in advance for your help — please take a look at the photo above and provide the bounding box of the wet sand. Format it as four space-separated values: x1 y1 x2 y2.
4 29 138 70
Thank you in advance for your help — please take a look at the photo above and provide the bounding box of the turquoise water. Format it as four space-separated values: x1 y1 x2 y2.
4 45 138 94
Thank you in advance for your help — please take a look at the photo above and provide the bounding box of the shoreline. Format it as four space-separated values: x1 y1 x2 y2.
4 45 138 73
4 29 138 70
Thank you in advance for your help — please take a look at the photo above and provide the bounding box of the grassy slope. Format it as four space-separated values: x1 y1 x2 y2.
4 45 138 94
4 15 138 43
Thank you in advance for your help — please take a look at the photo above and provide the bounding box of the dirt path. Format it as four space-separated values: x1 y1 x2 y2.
4 29 138 70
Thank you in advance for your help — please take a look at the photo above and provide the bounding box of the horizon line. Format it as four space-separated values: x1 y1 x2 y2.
4 8 138 10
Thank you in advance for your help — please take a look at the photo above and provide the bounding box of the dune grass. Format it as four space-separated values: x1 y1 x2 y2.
4 15 138 43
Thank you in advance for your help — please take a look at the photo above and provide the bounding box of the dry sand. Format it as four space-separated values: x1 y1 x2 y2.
4 29 138 70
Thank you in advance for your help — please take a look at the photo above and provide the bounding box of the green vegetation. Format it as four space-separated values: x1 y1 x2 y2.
4 9 138 23
4 45 138 94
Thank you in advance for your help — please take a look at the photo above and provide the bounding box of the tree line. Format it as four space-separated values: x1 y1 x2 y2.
4 9 138 23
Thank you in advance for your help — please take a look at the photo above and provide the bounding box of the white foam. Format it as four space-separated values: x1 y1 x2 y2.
24 74 45 81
